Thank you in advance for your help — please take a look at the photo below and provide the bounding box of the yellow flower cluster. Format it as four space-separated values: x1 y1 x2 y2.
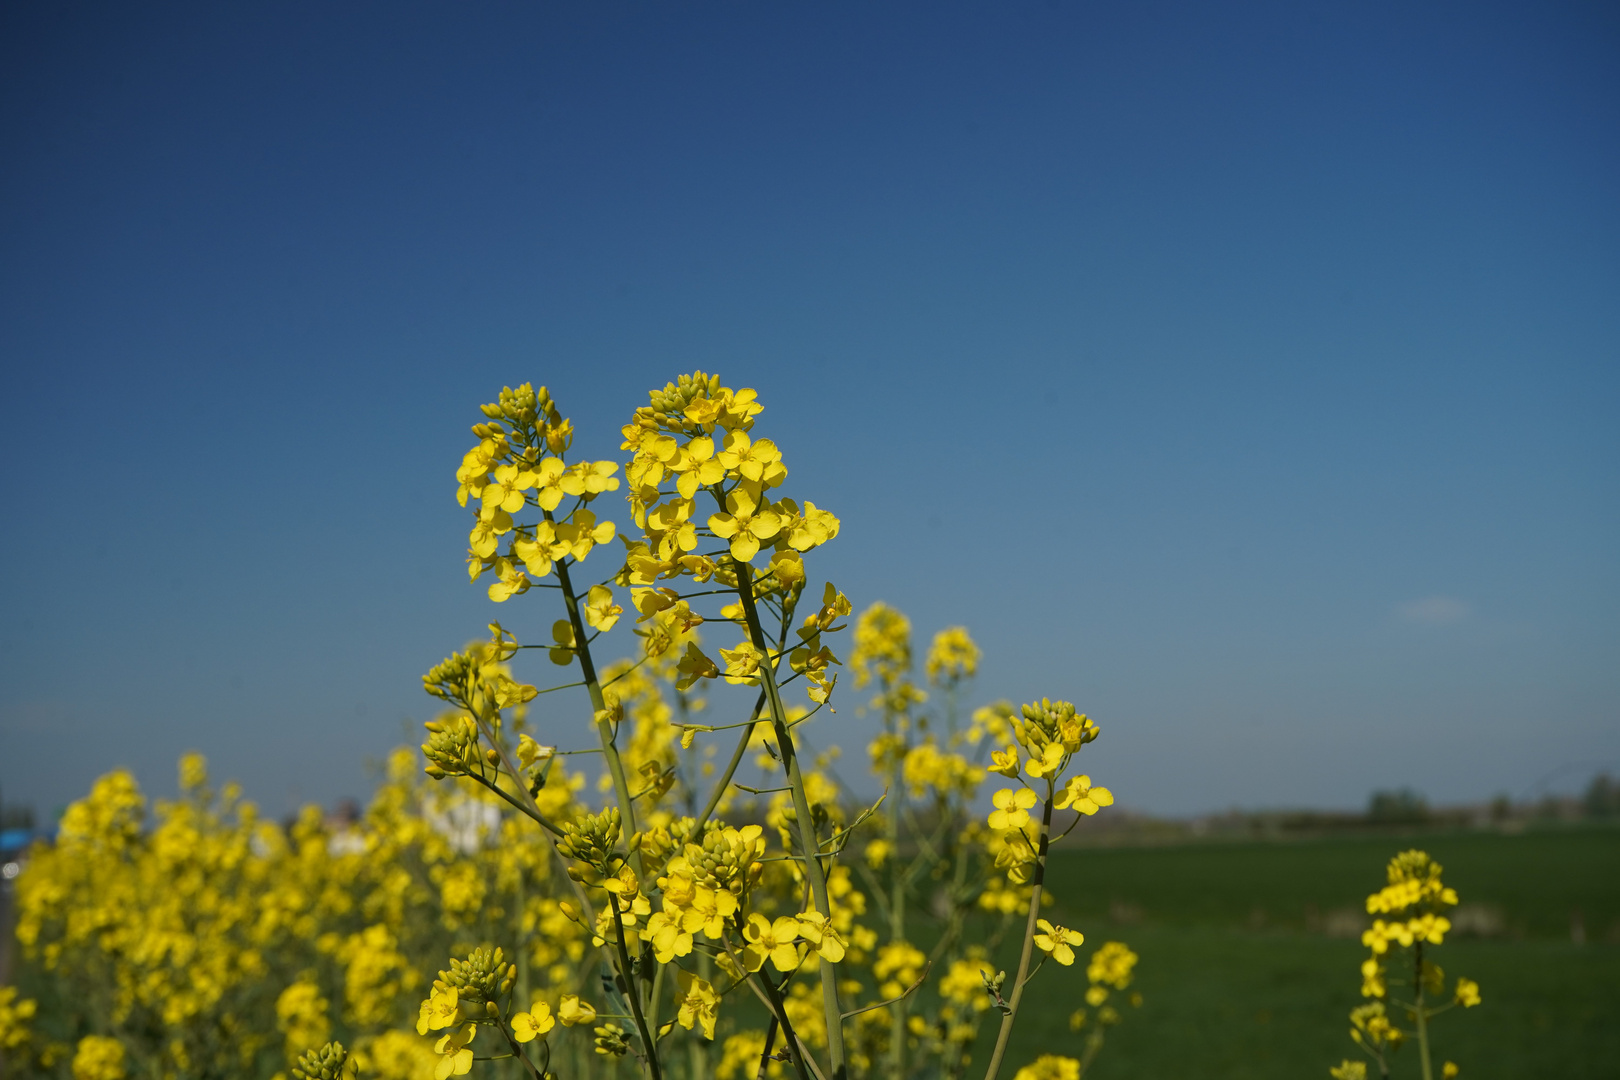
11 747 589 1080
1333 850 1483 1080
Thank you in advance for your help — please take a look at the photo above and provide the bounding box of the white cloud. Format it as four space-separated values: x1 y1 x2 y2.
1397 596 1472 625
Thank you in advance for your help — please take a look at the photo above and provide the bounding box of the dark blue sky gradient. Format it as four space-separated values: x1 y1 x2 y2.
2 1 1616 817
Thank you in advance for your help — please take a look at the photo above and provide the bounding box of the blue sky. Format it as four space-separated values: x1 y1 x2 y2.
2 1 1616 819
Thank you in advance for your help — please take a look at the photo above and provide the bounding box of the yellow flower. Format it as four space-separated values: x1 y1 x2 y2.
1054 775 1114 815
432 1024 476 1080
671 437 727 499
1012 1054 1080 1080
1024 742 1064 779
1330 1062 1369 1080
0 987 36 1053
987 787 1037 831
719 640 765 686
1086 941 1138 989
1033 919 1083 965
533 457 570 511
989 748 1021 778
561 460 621 499
676 642 717 693
1454 977 1481 1007
584 585 623 632
645 909 694 963
417 985 462 1034
552 508 616 561
864 838 894 868
512 1003 556 1042
742 913 804 973
716 430 785 486
1441 1064 1460 1079
558 996 598 1027
676 971 721 1040
926 626 980 683
72 1035 127 1080
707 487 782 563
795 909 847 964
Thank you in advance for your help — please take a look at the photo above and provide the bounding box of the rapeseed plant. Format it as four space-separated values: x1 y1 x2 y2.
4 374 1127 1080
1330 850 1481 1080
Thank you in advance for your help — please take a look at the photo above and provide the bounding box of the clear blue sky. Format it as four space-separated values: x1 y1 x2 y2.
2 1 1616 819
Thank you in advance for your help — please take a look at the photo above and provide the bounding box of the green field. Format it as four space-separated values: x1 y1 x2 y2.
987 826 1620 1079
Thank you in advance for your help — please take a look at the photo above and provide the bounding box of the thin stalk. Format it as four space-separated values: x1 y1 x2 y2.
886 707 906 1080
756 1014 781 1080
696 691 768 828
732 560 847 1080
608 891 663 1080
979 787 1054 1080
553 550 641 868
1414 942 1432 1080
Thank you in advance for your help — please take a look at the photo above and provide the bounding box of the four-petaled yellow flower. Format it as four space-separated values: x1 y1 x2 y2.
584 585 623 632
1055 775 1114 815
742 913 804 973
417 985 461 1034
1033 919 1084 965
795 909 847 963
1024 742 1064 779
512 1002 556 1042
433 1023 476 1080
716 430 786 486
988 787 1037 831
707 487 782 563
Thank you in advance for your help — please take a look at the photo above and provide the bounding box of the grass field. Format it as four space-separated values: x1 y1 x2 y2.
985 825 1620 1079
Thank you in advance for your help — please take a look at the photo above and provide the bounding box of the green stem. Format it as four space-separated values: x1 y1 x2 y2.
887 712 906 1080
732 559 847 1080
980 787 1054 1080
608 891 663 1080
1414 942 1432 1080
554 553 641 869
695 691 768 828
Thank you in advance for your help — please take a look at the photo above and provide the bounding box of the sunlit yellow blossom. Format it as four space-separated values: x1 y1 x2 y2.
533 456 570 511
716 430 786 486
512 1003 556 1042
989 747 1021 778
561 459 621 499
417 986 461 1035
676 971 720 1040
743 914 804 973
988 787 1037 831
1054 775 1114 815
583 584 623 631
432 1024 476 1080
1033 919 1084 965
719 640 765 685
558 996 597 1027
795 909 847 964
552 508 616 561
708 487 782 562
1024 742 1064 779
1454 977 1481 1007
